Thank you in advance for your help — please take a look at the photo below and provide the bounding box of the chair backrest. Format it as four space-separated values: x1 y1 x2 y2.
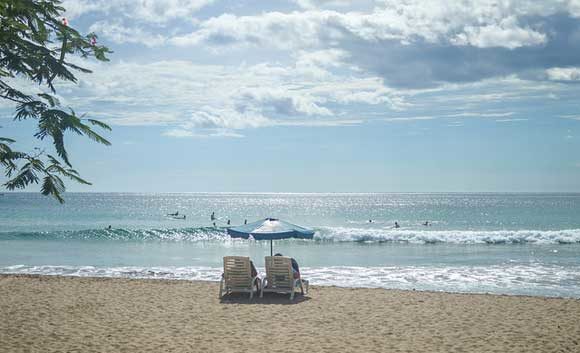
223 256 252 288
264 256 293 289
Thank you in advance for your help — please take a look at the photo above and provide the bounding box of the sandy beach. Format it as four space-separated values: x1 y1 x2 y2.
1 275 579 353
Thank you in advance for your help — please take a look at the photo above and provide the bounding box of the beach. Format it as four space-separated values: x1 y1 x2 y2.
1 275 579 353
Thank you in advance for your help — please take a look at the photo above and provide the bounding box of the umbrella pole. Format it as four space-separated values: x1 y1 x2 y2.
270 239 273 256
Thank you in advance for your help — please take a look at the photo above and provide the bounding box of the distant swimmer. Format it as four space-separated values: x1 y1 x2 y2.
394 221 400 229
168 211 179 216
107 225 112 230
423 221 430 226
369 219 373 223
213 222 216 227
227 219 231 225
244 219 247 225
210 212 216 221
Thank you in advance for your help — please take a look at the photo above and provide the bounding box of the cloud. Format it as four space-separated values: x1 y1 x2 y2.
384 116 437 122
444 112 515 118
451 17 546 49
292 0 371 10
42 58 400 137
546 67 580 81
234 88 333 117
166 1 580 88
162 128 244 138
99 111 183 126
62 0 214 23
495 118 528 122
89 21 166 47
185 107 273 130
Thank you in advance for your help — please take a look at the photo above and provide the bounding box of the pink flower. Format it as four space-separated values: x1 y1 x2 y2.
90 36 97 46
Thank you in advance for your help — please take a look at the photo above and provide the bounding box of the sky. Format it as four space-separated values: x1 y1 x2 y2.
2 0 580 192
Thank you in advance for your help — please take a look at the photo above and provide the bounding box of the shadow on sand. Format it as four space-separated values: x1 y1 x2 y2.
220 292 311 305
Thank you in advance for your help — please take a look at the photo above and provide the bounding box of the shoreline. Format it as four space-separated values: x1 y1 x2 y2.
2 273 579 300
2 274 579 353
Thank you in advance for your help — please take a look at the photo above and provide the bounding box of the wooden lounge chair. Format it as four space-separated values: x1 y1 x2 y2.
260 256 309 300
218 256 260 299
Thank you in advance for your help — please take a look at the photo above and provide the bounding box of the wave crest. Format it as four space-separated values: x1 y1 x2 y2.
0 227 229 241
2 226 580 244
315 227 580 244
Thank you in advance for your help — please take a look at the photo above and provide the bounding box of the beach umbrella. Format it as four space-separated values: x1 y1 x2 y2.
227 218 315 255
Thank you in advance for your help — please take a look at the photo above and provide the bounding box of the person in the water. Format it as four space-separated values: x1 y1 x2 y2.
244 219 247 225
210 212 216 221
394 221 400 228
227 219 230 225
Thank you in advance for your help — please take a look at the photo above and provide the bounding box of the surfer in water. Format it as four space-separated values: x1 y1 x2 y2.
227 219 231 225
394 221 400 229
168 211 179 216
244 219 247 225
210 212 216 221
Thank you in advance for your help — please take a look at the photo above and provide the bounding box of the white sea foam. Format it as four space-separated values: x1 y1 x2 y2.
315 227 580 244
2 264 579 298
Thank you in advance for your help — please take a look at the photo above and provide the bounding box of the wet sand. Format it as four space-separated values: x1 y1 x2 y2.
1 274 579 353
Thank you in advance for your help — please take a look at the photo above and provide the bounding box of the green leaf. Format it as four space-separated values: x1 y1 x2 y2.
87 119 112 131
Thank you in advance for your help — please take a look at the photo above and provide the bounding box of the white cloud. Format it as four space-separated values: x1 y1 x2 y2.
235 88 333 117
46 58 399 136
276 118 363 126
546 67 580 81
89 21 166 47
293 0 368 10
185 107 273 130
384 116 437 122
561 115 580 121
452 17 546 49
495 118 528 122
62 0 214 23
172 1 567 50
162 128 244 138
99 111 182 126
445 112 515 118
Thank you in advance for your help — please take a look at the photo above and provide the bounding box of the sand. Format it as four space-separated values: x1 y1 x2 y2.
0 275 579 353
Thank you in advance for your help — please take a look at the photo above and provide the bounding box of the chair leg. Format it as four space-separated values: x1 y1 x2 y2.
218 279 224 299
260 278 266 298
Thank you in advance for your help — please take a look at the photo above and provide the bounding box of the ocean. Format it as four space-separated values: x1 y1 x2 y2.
1 192 579 298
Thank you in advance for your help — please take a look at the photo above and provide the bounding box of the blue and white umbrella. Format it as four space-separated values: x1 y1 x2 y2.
227 218 315 255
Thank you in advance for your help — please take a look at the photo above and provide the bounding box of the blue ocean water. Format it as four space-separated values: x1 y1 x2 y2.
1 192 579 297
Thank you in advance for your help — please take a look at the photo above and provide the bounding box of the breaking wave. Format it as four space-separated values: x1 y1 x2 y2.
315 227 580 244
2 264 579 298
2 226 580 244
0 227 229 242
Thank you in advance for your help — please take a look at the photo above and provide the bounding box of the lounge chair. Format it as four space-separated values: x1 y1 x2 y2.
218 256 260 299
260 256 309 300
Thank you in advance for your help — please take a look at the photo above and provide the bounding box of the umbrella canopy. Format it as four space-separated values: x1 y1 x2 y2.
227 218 314 255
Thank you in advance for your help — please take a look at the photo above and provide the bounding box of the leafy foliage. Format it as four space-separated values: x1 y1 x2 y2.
0 0 113 202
